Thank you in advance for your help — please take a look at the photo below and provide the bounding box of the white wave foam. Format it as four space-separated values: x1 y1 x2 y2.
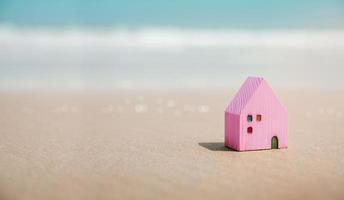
1 26 344 49
1 26 344 90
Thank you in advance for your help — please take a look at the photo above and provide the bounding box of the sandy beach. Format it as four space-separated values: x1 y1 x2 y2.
0 90 343 200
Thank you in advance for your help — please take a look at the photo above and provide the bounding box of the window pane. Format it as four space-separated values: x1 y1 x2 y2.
247 127 253 133
247 115 253 122
257 115 262 121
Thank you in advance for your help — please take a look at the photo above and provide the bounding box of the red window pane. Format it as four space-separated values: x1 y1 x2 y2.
247 127 253 134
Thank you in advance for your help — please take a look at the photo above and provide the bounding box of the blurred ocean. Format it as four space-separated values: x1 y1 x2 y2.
1 0 344 90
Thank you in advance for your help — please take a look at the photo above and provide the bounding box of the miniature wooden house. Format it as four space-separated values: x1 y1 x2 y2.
225 77 288 151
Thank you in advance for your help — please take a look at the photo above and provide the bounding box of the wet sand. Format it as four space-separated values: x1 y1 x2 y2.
0 90 343 200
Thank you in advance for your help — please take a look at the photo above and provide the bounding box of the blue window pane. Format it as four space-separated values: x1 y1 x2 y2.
247 115 253 122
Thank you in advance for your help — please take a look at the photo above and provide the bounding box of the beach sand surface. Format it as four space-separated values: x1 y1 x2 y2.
0 90 343 200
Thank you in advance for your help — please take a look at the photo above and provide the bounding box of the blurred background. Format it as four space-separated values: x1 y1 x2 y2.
0 0 344 91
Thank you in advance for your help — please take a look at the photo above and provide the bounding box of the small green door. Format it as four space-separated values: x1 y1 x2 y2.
271 136 278 149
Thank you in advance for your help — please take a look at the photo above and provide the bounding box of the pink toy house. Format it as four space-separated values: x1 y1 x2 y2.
225 77 288 151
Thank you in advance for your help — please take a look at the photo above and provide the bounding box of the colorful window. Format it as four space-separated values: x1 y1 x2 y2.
247 115 253 122
247 127 253 134
256 114 262 121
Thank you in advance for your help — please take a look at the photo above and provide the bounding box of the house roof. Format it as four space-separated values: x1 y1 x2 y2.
226 77 264 114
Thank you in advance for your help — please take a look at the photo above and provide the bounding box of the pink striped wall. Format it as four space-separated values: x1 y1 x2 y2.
225 112 240 150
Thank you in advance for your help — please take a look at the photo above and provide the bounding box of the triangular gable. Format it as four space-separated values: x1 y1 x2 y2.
226 77 264 114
